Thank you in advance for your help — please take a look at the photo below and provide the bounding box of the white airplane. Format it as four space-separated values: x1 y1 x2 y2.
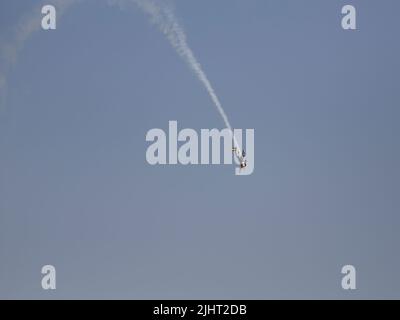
232 147 247 169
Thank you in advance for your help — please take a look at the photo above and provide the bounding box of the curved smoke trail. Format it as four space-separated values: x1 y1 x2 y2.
0 0 81 110
1 0 240 153
132 0 240 151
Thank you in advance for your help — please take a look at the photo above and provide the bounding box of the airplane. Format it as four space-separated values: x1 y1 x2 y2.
232 147 247 169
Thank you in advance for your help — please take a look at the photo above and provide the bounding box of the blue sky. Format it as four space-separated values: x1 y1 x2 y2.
0 0 399 298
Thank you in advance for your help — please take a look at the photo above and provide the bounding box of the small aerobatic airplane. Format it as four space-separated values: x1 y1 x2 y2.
232 147 247 169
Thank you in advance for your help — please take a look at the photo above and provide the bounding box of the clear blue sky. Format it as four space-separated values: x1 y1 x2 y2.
0 0 399 298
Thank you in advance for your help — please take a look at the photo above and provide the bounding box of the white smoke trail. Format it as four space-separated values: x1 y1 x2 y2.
1 0 241 154
0 0 81 110
131 0 240 151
